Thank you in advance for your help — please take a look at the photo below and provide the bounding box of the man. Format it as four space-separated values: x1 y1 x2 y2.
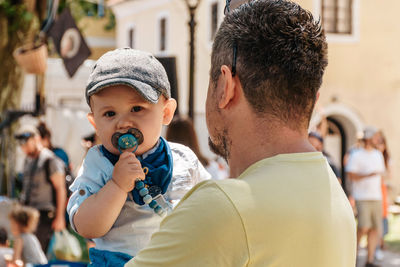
126 0 356 266
15 124 66 251
347 127 385 267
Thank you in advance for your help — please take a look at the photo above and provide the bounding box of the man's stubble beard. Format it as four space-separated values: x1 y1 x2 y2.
208 127 231 163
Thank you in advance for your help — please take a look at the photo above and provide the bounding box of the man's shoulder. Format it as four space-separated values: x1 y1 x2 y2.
40 147 55 158
40 148 63 165
168 179 246 229
177 179 246 210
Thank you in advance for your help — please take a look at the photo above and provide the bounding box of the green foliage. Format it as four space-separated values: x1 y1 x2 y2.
58 0 116 31
0 1 34 36
0 0 115 196
385 214 400 253
104 13 115 31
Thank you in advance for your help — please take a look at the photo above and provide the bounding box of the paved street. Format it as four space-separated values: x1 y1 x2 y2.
357 248 400 267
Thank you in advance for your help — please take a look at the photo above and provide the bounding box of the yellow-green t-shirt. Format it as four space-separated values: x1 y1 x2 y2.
126 152 356 267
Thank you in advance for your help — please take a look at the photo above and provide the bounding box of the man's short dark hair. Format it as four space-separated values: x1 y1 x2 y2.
0 227 8 245
211 0 328 129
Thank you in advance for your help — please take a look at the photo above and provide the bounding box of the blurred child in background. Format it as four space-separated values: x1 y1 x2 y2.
0 227 14 267
8 204 47 266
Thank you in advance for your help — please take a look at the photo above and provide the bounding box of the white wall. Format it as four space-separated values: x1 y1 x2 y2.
111 0 223 159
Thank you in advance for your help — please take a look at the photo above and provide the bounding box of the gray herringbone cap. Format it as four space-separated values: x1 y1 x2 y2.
86 48 171 105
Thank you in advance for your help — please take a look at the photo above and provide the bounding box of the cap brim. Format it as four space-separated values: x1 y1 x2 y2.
86 78 161 104
14 132 35 140
14 124 39 138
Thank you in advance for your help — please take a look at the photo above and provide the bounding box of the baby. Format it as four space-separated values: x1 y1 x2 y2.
67 48 210 266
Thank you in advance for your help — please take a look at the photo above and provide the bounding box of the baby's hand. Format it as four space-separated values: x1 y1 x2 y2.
112 152 145 193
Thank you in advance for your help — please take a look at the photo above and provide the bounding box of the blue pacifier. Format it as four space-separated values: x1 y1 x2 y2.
111 128 144 154
112 128 169 216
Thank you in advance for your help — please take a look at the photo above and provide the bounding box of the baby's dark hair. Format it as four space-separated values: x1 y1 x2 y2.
0 227 8 245
9 204 40 233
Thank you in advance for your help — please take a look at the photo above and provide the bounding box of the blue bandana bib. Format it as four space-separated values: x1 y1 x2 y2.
100 137 173 205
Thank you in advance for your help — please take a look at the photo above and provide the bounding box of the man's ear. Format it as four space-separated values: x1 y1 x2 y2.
218 65 236 109
87 113 97 130
162 98 177 125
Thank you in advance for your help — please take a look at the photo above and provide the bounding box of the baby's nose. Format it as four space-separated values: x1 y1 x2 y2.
117 115 134 130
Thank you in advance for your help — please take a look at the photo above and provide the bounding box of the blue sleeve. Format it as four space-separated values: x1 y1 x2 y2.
67 146 114 231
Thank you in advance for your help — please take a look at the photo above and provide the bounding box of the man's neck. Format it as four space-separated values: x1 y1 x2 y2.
28 147 42 158
364 145 374 151
227 118 315 178
364 140 375 151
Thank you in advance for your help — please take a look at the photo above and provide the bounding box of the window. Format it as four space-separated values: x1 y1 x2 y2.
321 0 352 34
128 27 135 48
210 2 218 40
160 18 166 52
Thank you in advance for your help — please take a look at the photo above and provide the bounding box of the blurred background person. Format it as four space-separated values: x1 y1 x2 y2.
308 131 341 184
81 132 99 154
373 130 392 261
0 227 13 267
37 121 75 191
343 132 365 216
14 124 67 251
346 126 385 267
166 116 228 180
8 204 47 266
76 132 100 173
36 122 70 169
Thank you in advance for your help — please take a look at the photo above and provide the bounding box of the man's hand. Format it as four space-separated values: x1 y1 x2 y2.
112 152 145 193
52 214 66 231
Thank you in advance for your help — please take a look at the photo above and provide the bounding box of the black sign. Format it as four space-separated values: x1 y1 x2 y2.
48 8 91 78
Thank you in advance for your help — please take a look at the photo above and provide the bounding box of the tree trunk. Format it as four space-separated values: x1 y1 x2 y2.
0 10 39 196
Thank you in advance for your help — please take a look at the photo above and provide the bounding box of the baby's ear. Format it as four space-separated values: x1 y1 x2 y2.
163 98 177 125
87 112 97 130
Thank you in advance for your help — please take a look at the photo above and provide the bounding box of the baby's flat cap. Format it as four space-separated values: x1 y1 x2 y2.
86 48 171 105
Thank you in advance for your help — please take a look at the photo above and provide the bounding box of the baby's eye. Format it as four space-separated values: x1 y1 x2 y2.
104 111 115 117
132 106 142 112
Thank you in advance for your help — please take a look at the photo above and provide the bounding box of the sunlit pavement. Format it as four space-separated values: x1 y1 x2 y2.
356 247 400 267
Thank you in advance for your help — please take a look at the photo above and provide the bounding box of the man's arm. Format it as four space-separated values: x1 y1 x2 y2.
125 181 248 267
345 152 374 182
11 236 23 261
346 171 380 181
50 172 67 231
